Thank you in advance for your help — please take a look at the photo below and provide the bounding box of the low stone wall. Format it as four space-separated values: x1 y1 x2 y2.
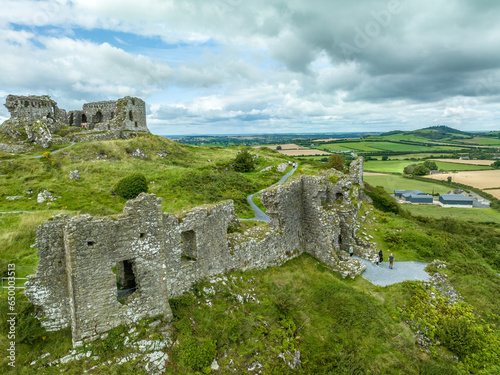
25 158 375 346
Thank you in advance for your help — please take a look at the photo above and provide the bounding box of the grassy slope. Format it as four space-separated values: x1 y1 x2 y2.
0 136 297 216
1 136 499 374
402 205 500 225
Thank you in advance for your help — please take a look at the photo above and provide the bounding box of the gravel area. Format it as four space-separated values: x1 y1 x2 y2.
355 256 431 286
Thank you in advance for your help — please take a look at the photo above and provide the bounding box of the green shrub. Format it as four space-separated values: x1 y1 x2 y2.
438 317 480 359
112 173 148 199
169 294 195 318
363 185 400 214
328 154 345 171
233 150 256 172
179 337 216 370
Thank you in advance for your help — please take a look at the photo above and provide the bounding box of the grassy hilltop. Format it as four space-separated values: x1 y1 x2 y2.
0 134 499 374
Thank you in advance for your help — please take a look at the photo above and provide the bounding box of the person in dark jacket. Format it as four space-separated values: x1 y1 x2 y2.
378 250 383 265
389 253 394 269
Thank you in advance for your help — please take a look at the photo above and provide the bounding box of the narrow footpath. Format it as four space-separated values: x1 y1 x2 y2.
32 142 76 158
243 163 298 222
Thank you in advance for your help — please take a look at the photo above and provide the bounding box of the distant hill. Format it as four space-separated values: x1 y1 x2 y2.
381 125 473 141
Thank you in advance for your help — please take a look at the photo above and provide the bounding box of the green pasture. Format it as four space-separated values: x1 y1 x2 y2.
375 133 438 143
461 137 500 146
364 159 491 173
403 205 500 225
315 141 464 154
363 174 450 195
384 153 453 160
313 143 368 152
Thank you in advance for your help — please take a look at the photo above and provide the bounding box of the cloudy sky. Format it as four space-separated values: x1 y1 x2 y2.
1 0 500 135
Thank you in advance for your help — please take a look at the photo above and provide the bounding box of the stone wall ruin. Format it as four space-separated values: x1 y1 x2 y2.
3 95 149 133
25 158 375 346
4 95 67 123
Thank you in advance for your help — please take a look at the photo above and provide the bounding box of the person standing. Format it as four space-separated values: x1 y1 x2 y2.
378 250 383 265
389 253 394 269
349 245 354 257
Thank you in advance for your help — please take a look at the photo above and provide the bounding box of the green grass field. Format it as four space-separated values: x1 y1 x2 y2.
457 137 500 146
363 174 450 195
403 205 500 224
376 133 446 143
314 141 464 154
364 159 492 173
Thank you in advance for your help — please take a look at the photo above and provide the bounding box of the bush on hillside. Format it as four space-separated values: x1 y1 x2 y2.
112 173 148 199
363 184 400 214
233 150 256 172
328 154 345 171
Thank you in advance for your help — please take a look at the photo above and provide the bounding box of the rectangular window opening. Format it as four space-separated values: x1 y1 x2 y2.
181 230 197 262
114 259 137 304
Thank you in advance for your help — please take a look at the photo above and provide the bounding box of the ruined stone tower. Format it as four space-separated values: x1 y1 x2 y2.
2 95 149 132
4 95 67 123
67 97 148 132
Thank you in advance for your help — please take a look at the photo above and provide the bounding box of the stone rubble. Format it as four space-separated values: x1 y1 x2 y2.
37 190 56 204
69 170 80 180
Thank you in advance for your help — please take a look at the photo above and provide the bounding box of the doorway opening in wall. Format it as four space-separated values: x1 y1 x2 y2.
181 230 197 262
69 113 74 126
82 114 87 123
129 110 133 121
113 259 137 304
94 111 103 123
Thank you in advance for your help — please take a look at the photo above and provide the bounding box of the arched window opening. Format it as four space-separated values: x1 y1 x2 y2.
94 111 103 123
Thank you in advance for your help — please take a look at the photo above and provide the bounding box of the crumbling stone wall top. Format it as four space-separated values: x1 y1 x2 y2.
4 94 66 123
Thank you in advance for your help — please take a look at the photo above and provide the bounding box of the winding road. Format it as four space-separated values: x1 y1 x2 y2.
243 163 298 222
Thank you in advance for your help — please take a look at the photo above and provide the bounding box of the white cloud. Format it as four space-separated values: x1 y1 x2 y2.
2 0 500 134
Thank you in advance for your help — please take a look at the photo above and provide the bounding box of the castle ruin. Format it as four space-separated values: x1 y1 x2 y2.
3 95 149 132
25 158 375 347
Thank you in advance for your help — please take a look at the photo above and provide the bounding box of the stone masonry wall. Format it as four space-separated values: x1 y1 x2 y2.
25 159 373 346
2 95 149 134
5 95 67 123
